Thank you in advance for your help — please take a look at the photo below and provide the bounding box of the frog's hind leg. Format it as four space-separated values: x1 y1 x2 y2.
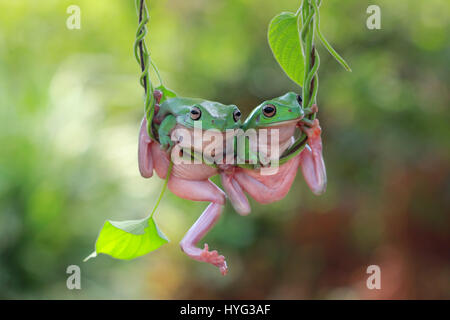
168 177 228 275
138 118 154 178
299 119 327 195
138 90 162 179
233 156 301 204
181 203 227 275
220 172 251 216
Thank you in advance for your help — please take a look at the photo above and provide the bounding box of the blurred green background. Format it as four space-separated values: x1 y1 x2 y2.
0 0 449 299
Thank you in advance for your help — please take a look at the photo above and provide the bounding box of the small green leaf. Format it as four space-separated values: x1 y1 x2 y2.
85 216 169 261
156 85 177 104
268 12 305 86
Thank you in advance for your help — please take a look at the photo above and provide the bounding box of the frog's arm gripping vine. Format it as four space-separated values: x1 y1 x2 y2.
158 116 177 151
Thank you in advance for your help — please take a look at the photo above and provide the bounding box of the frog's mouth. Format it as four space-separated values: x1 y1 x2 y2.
255 117 303 128
173 125 235 154
205 118 233 132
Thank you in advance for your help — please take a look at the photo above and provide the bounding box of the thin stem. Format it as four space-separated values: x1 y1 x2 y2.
300 0 318 112
311 0 351 72
282 0 350 162
151 60 164 86
150 161 173 219
280 0 319 162
135 0 156 140
138 0 147 92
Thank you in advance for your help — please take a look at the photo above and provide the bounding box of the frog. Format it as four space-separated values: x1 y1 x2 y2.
138 90 242 275
219 92 327 216
153 95 242 152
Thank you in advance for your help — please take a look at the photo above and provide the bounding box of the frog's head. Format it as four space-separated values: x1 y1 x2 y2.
166 98 242 161
242 92 304 130
178 99 242 131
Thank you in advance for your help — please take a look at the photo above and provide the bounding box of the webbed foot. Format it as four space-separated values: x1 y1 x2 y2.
200 243 228 275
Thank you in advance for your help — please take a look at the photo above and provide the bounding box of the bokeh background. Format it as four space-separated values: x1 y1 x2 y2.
0 0 449 299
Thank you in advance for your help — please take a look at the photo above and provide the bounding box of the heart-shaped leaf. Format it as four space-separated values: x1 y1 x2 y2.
84 216 169 261
268 12 305 86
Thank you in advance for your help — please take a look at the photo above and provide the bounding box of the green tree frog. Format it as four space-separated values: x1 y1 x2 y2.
219 92 326 215
138 90 242 275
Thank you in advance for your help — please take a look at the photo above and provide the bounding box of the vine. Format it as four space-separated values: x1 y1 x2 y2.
134 0 156 140
299 0 351 114
273 0 351 163
84 1 174 262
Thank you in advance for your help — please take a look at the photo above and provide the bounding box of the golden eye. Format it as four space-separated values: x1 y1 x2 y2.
262 104 276 117
233 109 241 122
190 106 201 120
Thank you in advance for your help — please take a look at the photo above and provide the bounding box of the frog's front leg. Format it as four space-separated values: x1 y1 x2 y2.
299 117 327 195
169 177 228 275
158 115 177 151
138 115 175 177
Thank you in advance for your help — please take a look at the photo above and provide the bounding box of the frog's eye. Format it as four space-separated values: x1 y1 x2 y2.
233 109 241 122
190 107 202 120
297 95 303 106
262 104 276 117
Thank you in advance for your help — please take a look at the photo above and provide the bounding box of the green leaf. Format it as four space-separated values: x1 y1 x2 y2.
84 216 169 261
156 85 177 104
268 12 305 86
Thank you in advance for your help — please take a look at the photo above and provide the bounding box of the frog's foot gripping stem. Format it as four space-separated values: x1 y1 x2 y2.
299 118 327 195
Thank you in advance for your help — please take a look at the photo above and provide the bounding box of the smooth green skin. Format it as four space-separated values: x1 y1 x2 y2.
235 92 305 167
154 97 242 150
242 92 304 130
238 92 305 167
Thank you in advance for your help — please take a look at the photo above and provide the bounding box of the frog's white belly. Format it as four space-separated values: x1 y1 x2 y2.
168 125 226 179
254 123 297 160
150 139 217 180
